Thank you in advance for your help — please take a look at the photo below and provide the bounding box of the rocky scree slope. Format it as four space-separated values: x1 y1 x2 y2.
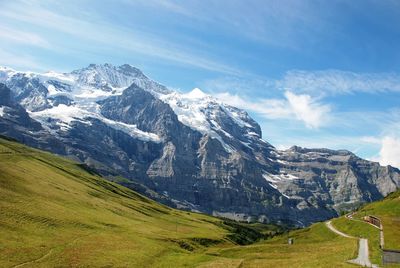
0 64 398 226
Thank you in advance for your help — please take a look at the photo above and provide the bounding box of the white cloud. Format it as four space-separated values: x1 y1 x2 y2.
0 49 44 71
361 134 400 168
279 70 400 96
373 136 400 168
202 76 276 95
131 0 324 49
360 136 382 144
128 0 196 18
0 1 241 75
214 91 331 129
205 69 400 100
284 91 331 128
0 25 50 48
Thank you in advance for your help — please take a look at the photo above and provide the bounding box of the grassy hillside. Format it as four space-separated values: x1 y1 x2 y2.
1 136 398 267
331 190 400 267
332 217 381 264
0 137 271 267
202 223 357 267
213 189 400 267
355 190 400 250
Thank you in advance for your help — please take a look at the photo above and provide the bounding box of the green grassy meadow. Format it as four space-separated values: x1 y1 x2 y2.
0 137 246 267
0 137 399 267
203 222 357 267
331 217 381 265
354 190 400 250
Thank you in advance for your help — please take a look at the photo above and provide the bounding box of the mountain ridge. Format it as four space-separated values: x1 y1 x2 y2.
0 63 399 226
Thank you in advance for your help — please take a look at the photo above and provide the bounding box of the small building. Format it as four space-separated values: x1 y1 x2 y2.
363 215 381 228
383 249 400 265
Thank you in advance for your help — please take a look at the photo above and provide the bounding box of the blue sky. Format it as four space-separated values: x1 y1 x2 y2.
1 0 400 167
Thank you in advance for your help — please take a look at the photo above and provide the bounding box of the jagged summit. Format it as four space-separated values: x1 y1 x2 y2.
70 63 167 93
72 63 147 80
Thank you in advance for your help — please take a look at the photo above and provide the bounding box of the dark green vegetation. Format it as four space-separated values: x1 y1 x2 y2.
0 136 398 267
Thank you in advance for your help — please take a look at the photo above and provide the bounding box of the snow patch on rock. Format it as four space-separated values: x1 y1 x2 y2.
160 87 259 153
160 89 237 152
30 104 161 142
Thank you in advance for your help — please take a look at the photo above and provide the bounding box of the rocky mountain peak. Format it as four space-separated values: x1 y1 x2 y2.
77 63 146 78
71 63 171 95
71 63 134 90
0 66 17 80
0 83 12 106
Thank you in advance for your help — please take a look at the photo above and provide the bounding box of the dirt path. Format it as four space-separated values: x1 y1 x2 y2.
326 221 353 238
11 233 92 268
325 221 378 268
12 248 54 268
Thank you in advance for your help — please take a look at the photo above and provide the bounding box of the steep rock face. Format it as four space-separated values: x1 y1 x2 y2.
97 84 291 222
147 141 176 177
0 64 399 226
0 83 42 131
71 63 171 94
0 83 63 153
99 85 189 139
6 73 50 111
271 147 400 212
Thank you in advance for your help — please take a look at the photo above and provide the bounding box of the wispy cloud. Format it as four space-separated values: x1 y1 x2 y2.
0 1 241 75
0 48 44 71
128 0 196 18
202 76 276 96
284 91 331 128
279 70 400 96
0 25 50 48
204 69 400 101
132 0 324 49
214 91 331 129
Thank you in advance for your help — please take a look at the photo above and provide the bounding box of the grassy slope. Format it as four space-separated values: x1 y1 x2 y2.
331 190 400 267
332 217 381 265
219 188 400 268
356 190 400 250
201 223 357 268
0 137 258 267
2 137 397 267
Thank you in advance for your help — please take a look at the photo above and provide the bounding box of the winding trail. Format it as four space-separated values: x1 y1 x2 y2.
11 233 93 268
12 249 54 268
325 221 378 268
326 221 353 238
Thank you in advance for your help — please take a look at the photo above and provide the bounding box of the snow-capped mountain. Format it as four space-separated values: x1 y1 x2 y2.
0 63 399 226
0 64 171 142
